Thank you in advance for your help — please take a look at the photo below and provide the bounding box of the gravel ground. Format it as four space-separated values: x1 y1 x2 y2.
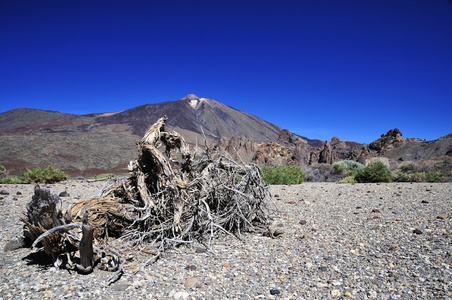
0 181 451 299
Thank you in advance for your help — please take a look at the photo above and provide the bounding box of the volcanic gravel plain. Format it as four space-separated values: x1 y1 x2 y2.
1 181 451 299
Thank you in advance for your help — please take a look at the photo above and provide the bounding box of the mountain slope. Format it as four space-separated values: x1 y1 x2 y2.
0 95 284 176
95 94 282 143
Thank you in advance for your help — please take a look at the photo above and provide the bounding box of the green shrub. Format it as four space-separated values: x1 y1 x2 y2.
0 164 5 172
355 161 392 183
0 176 22 184
393 171 424 182
333 160 364 174
392 170 445 183
332 161 346 173
260 165 306 185
91 173 117 181
21 165 69 184
341 174 357 184
426 171 445 183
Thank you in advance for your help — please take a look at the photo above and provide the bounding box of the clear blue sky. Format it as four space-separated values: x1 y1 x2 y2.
1 0 451 143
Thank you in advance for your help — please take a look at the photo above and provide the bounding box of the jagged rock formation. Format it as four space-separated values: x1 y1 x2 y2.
369 128 404 154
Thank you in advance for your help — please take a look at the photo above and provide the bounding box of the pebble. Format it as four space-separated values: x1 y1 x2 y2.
195 247 207 253
269 289 280 295
184 277 197 288
173 291 189 299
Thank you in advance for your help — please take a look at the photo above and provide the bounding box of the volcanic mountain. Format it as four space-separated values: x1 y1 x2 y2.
0 95 300 176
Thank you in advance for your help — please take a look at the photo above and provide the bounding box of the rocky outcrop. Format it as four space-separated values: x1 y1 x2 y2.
278 129 293 144
253 142 298 166
216 136 257 162
318 140 338 164
369 128 404 154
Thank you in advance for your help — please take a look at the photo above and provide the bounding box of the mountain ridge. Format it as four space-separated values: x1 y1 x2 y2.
0 95 450 179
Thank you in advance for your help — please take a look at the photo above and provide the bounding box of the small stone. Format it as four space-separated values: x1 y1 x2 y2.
185 265 197 271
0 190 9 195
221 263 231 268
144 274 155 281
111 283 128 291
413 229 423 235
184 277 198 288
195 247 207 253
437 215 447 220
299 220 307 225
371 209 380 213
317 282 328 288
269 289 280 295
301 233 313 239
3 237 25 251
331 289 341 297
173 291 189 299
16 191 22 195
389 245 400 251
368 290 377 298
421 200 429 203
59 191 70 197
331 280 342 286
344 292 351 297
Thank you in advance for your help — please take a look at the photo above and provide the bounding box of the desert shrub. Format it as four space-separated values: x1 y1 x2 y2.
0 164 6 179
304 164 344 182
392 171 425 182
91 173 117 181
260 165 305 185
340 174 357 184
0 176 22 184
425 171 445 182
333 160 364 174
355 161 392 183
21 165 69 184
395 159 450 182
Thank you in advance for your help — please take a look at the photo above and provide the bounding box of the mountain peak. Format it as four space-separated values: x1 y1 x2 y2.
180 94 200 101
180 94 210 109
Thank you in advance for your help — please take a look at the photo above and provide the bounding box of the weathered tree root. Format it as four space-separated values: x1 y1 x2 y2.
21 116 271 281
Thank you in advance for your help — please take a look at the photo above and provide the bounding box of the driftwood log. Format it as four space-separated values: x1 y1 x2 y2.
21 116 271 279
